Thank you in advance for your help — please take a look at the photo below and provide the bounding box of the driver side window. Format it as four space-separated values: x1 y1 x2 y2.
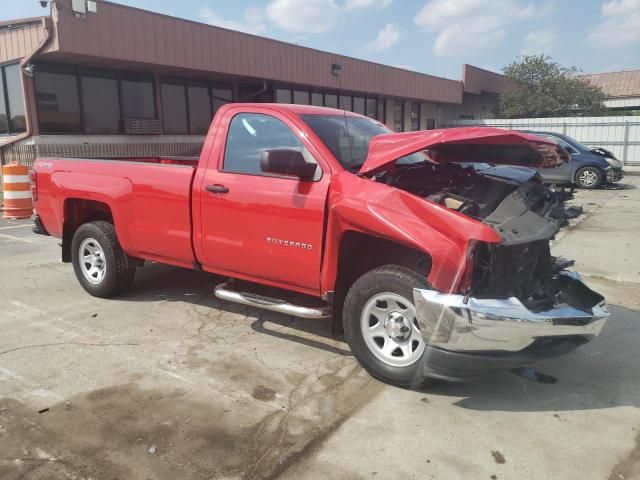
542 134 577 154
223 113 315 175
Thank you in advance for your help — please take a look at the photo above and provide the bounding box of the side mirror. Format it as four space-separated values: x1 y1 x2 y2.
260 149 318 180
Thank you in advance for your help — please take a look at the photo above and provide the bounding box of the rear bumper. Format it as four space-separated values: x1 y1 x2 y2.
413 272 609 380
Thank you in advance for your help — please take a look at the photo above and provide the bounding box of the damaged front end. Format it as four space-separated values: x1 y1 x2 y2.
379 160 609 379
354 127 609 378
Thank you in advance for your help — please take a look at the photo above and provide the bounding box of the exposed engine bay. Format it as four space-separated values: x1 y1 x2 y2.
376 161 570 234
375 161 580 310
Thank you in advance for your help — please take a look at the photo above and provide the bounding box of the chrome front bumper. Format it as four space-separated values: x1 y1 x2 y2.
413 272 609 353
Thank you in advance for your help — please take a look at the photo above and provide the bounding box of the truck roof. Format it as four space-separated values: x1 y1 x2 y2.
224 103 363 116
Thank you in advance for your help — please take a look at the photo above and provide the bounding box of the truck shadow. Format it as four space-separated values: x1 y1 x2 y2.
123 262 639 412
416 303 640 412
602 181 636 190
122 262 352 358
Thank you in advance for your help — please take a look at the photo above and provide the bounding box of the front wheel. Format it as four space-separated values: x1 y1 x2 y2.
575 166 603 189
343 265 433 388
71 221 136 298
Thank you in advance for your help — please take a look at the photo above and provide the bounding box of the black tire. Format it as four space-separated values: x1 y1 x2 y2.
343 265 434 388
71 221 135 298
575 166 603 189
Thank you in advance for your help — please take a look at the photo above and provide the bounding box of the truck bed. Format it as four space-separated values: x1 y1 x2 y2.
34 156 198 268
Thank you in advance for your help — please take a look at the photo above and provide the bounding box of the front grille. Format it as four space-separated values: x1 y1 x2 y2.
471 240 553 301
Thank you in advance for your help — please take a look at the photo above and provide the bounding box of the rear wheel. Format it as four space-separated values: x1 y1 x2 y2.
71 221 135 298
343 265 433 388
575 166 603 189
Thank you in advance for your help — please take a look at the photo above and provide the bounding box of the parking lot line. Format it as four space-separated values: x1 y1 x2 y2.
0 232 35 243
0 224 32 230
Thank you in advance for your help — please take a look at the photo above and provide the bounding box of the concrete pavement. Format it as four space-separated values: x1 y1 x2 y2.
1 176 639 479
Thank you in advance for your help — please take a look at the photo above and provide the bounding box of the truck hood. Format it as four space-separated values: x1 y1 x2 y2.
358 127 568 176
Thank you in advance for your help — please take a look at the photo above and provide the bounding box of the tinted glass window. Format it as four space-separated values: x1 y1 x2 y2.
161 80 188 134
324 93 338 108
5 65 25 133
539 134 578 152
188 83 211 134
223 113 309 175
340 95 352 111
35 69 82 133
311 92 323 106
0 72 7 133
353 97 365 115
293 90 309 105
302 114 425 170
212 82 233 114
81 70 120 134
410 102 420 131
275 88 292 103
366 98 376 118
377 99 386 123
394 101 404 132
121 74 155 119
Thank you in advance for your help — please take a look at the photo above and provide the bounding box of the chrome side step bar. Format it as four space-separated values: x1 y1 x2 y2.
214 283 332 319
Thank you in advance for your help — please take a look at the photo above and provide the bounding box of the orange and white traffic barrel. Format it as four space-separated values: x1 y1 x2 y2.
2 163 33 219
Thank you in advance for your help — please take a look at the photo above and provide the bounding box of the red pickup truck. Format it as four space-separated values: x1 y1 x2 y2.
32 104 609 387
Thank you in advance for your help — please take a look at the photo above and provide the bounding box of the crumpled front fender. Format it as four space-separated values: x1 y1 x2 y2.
320 173 502 295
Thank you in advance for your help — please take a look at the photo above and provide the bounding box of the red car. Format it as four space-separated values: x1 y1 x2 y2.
32 104 609 387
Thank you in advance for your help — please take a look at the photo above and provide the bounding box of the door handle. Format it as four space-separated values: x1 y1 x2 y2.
206 184 229 194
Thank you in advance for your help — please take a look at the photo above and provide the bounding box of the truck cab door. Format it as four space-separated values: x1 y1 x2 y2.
195 109 330 293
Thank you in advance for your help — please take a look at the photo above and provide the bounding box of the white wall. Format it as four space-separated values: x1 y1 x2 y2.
604 97 640 109
447 116 640 165
438 93 499 126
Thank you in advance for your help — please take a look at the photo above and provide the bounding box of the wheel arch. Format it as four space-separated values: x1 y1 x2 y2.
574 162 605 179
62 198 114 262
330 230 432 333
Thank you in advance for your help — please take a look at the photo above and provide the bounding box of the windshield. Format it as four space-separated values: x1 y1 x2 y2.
301 114 426 171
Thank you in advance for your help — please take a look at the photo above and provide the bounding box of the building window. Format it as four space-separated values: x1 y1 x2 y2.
121 73 156 119
410 102 420 131
160 78 188 134
275 88 292 104
2 64 26 134
311 92 323 106
377 99 386 123
340 95 352 111
394 100 404 132
353 97 365 115
80 69 120 134
366 98 377 119
34 65 82 133
187 81 212 135
293 90 309 105
426 118 435 130
324 93 338 108
0 73 6 133
212 82 233 115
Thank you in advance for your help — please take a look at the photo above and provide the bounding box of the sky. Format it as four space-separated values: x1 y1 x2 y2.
5 0 640 80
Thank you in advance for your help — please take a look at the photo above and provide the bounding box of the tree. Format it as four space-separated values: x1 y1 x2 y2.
497 55 606 118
